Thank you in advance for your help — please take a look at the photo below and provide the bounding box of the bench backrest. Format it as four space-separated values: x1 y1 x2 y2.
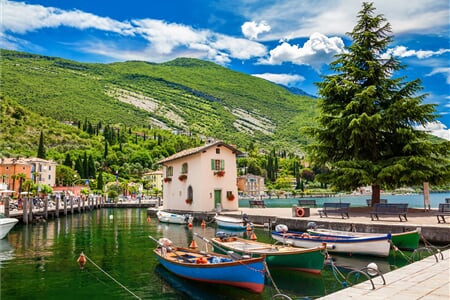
373 203 408 213
298 199 316 205
366 199 387 205
323 202 350 209
445 198 450 204
438 203 450 212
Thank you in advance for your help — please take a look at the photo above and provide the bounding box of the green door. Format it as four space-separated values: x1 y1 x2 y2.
214 189 222 210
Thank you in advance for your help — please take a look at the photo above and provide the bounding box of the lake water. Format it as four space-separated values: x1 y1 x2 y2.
0 208 439 300
239 192 450 208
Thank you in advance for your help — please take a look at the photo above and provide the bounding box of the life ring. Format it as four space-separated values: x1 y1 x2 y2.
296 208 305 217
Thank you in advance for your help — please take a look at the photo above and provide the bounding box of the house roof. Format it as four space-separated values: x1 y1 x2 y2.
157 141 242 165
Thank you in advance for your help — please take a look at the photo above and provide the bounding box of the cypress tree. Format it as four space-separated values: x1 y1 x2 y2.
37 130 46 159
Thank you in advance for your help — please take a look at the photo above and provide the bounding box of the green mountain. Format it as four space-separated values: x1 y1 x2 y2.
1 49 318 155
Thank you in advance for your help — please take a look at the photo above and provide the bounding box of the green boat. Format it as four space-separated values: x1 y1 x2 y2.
307 228 420 250
210 234 326 274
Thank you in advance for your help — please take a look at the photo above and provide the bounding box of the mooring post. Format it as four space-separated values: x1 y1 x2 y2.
23 197 28 224
4 198 10 218
28 197 33 223
44 197 48 220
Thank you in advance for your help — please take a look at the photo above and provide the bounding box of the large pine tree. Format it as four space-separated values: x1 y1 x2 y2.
309 2 450 203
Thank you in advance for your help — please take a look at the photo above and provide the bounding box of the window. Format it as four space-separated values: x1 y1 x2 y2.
211 159 224 171
216 148 220 154
166 166 173 177
181 163 188 174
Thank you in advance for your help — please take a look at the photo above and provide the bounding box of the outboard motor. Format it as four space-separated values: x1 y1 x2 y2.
275 224 288 233
184 214 190 223
242 213 250 225
307 222 317 229
216 231 230 241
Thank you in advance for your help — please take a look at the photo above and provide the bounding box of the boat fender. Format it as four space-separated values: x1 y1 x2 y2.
158 238 173 247
326 244 336 250
196 257 208 264
275 224 288 233
296 208 305 217
300 233 310 239
307 222 317 229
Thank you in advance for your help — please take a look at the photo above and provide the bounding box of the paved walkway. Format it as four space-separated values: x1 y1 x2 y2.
319 249 449 300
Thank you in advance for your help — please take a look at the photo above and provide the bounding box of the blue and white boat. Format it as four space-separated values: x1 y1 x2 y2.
151 236 266 293
272 225 391 257
214 214 252 230
156 210 193 225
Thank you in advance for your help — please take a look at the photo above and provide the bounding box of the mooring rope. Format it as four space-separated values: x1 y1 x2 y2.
83 254 142 300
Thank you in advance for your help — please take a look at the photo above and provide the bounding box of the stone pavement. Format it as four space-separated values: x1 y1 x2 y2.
318 249 450 300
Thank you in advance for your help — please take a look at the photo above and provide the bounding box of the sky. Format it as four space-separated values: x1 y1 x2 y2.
2 0 449 140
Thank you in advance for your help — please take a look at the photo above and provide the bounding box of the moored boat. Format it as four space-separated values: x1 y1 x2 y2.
0 215 18 239
214 214 252 230
150 236 266 293
307 227 420 250
156 211 193 225
272 225 391 257
211 232 326 274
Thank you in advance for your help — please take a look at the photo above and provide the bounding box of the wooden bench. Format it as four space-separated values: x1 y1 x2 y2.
298 199 317 208
249 200 265 208
366 199 387 206
436 203 450 223
318 203 350 219
369 203 408 222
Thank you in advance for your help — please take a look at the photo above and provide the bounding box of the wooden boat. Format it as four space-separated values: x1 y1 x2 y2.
156 211 193 225
210 232 326 274
150 236 266 293
307 228 420 250
214 214 252 230
272 225 391 257
0 215 18 239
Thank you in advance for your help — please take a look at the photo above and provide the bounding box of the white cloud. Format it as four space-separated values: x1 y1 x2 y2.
416 121 450 141
383 46 450 60
2 1 134 35
259 32 345 70
252 73 305 86
241 21 271 40
426 68 450 84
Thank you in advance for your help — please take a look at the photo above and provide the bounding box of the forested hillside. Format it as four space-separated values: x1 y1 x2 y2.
1 49 318 153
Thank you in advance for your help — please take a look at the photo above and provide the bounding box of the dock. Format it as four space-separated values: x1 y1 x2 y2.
319 249 449 299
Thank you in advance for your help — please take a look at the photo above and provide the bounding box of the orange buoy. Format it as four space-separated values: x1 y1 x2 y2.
250 232 257 240
188 222 193 229
246 224 252 231
147 216 151 223
189 240 198 249
77 252 87 269
201 220 206 228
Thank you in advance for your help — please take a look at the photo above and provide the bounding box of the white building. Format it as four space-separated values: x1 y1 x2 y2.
157 141 241 212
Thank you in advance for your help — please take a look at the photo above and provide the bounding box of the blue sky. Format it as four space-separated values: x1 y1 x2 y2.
2 0 449 140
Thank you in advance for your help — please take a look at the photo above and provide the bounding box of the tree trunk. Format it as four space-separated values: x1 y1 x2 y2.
371 184 381 206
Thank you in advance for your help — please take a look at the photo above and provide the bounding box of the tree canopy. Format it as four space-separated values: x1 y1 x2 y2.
308 2 450 202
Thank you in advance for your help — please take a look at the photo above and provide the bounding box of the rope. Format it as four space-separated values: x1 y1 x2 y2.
83 254 142 300
263 260 292 300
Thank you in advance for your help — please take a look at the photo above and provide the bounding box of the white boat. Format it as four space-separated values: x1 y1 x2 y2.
307 227 420 250
214 214 252 230
156 211 193 225
0 215 18 239
272 225 391 257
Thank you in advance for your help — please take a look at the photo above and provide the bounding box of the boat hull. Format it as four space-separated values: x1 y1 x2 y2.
272 231 391 257
154 248 265 293
0 218 18 239
156 211 193 225
211 237 325 274
214 215 251 230
308 228 420 250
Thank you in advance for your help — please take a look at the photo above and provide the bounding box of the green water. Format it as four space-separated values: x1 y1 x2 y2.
1 209 415 299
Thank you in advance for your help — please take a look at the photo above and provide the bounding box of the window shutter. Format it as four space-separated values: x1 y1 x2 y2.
211 159 215 170
220 159 225 170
